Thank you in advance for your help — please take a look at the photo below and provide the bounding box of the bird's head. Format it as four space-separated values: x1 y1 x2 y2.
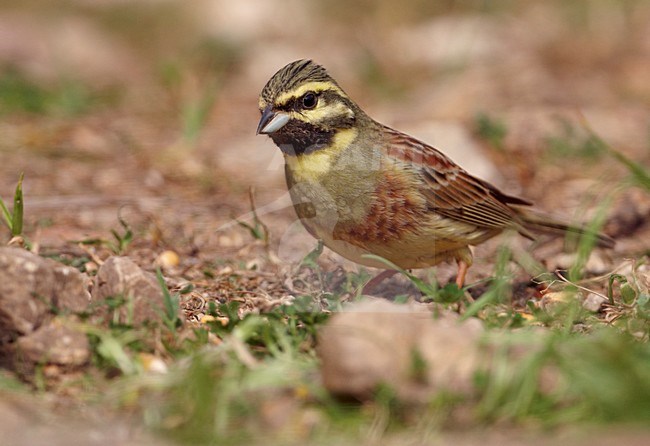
257 60 359 156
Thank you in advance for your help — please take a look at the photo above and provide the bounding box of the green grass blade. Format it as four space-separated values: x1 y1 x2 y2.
156 267 181 330
568 194 613 282
299 239 324 268
609 148 650 191
577 115 650 191
461 245 512 321
182 81 218 143
361 254 438 296
11 172 24 236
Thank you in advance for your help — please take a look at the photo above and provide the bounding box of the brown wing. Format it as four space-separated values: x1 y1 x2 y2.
382 126 532 233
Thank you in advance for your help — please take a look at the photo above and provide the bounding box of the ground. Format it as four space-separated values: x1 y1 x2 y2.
0 1 649 445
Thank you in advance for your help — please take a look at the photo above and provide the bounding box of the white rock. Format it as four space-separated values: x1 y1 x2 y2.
583 293 608 312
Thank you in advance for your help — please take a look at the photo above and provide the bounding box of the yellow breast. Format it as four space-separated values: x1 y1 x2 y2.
284 128 358 183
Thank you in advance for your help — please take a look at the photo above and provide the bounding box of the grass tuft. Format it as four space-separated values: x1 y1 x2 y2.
474 112 507 151
0 172 25 240
156 268 183 332
0 67 115 116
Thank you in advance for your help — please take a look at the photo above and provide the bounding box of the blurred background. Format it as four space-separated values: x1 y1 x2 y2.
0 0 648 268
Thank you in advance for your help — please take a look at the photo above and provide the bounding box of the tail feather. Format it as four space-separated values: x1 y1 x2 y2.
516 208 615 249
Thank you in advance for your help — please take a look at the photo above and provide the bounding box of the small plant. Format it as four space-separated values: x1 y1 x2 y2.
181 81 219 144
78 212 134 254
609 146 650 191
236 188 269 244
462 245 514 321
0 172 24 240
362 254 438 297
608 273 637 305
156 268 183 332
577 113 650 191
478 326 650 423
0 68 110 116
545 119 607 162
362 253 467 304
474 112 507 151
299 240 324 269
109 214 134 255
567 195 613 282
83 322 143 376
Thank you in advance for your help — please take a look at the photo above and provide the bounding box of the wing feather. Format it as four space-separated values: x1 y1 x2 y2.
382 126 531 231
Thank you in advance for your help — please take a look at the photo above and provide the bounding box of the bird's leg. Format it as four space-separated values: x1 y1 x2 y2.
455 260 469 288
362 269 399 295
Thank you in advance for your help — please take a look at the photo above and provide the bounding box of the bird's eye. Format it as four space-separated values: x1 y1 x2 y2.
301 92 317 109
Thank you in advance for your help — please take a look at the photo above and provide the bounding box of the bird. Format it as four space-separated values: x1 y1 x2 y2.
256 59 614 290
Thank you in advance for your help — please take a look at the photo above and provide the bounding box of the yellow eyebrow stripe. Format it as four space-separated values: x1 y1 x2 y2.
275 82 347 106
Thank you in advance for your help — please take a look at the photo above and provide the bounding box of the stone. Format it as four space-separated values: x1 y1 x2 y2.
92 256 174 326
0 390 173 445
0 247 90 340
538 290 582 315
582 293 608 313
14 318 90 372
551 251 610 276
51 263 91 313
318 299 485 403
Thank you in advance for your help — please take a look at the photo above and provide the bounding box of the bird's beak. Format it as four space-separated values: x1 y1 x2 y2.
257 106 290 135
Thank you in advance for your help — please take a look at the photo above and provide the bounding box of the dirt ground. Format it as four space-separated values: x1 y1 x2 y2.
0 1 649 444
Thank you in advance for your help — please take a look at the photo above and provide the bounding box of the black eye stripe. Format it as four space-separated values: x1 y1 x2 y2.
275 89 331 109
274 88 354 117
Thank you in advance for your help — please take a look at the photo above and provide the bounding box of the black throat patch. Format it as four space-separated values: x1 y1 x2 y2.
269 119 335 156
